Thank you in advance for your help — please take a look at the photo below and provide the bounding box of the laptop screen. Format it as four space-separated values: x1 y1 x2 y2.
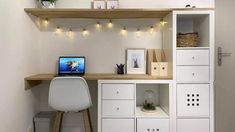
58 56 85 75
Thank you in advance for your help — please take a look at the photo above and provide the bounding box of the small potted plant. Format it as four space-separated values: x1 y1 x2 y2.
37 0 57 8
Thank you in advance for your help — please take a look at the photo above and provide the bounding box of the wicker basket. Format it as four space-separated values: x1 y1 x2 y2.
177 32 199 47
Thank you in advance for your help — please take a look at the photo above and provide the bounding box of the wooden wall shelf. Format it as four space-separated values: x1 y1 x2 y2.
24 8 172 19
24 8 174 19
25 74 172 90
24 8 214 19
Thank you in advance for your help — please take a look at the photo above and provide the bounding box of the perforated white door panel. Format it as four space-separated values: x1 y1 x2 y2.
177 84 210 117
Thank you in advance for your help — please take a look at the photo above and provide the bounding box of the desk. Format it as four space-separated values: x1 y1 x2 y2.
24 74 172 90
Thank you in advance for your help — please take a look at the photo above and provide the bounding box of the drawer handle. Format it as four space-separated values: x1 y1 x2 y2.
116 91 119 94
116 107 120 111
192 73 195 76
147 129 150 131
192 56 195 59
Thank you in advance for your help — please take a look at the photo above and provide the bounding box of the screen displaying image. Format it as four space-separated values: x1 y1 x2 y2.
59 57 85 74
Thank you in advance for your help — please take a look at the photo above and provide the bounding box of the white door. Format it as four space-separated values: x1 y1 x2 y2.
215 0 235 132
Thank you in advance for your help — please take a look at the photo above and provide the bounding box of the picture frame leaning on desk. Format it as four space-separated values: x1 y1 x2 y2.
126 48 146 74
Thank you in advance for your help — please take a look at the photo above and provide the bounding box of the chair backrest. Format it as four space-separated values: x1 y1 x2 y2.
49 77 92 112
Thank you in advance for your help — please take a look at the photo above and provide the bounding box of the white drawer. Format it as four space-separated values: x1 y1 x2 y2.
102 84 134 99
177 84 210 117
102 119 134 132
177 50 209 65
137 119 169 132
177 66 209 82
102 100 134 117
177 119 209 132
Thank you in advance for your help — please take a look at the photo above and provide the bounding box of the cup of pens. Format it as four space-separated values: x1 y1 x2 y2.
116 64 125 74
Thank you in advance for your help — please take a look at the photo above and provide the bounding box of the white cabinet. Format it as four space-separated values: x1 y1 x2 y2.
102 119 134 132
177 66 210 82
177 50 209 66
177 84 210 117
102 100 134 117
137 119 169 132
177 119 210 132
98 10 214 132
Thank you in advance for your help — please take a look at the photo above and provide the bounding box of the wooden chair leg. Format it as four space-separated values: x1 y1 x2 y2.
58 112 64 132
82 109 93 132
53 111 64 132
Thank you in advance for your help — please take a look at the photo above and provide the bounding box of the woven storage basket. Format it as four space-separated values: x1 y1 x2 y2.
177 32 199 47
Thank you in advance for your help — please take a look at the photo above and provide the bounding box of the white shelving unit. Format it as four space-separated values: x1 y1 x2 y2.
98 9 214 132
173 10 214 132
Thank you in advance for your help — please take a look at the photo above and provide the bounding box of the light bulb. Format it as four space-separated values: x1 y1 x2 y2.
82 28 89 37
159 19 168 27
136 28 141 38
121 27 127 36
149 26 155 35
67 28 74 39
107 20 113 29
95 22 102 31
44 18 49 24
55 26 62 35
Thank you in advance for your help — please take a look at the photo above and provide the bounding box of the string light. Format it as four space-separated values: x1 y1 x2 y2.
136 28 141 38
82 28 89 37
52 21 161 38
67 28 74 39
120 27 127 36
95 22 102 31
55 26 62 35
44 18 49 24
159 19 168 27
149 26 155 35
107 20 113 29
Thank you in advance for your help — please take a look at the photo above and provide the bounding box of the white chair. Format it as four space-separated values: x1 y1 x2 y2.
49 77 93 132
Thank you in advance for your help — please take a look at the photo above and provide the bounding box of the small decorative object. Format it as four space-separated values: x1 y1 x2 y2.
147 49 168 77
142 90 156 112
93 0 106 9
107 0 119 9
185 4 196 8
116 64 125 74
37 0 57 8
177 32 199 47
126 49 146 74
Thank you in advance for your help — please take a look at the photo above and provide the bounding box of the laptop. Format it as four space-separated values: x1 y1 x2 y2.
58 56 85 76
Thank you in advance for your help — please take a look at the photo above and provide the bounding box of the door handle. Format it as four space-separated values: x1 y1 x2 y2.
218 47 232 66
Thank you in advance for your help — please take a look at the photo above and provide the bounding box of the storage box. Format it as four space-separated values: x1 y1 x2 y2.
147 49 168 77
177 32 199 47
34 111 56 132
107 0 119 9
93 0 106 9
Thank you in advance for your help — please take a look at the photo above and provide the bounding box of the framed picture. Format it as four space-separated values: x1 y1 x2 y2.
126 48 146 74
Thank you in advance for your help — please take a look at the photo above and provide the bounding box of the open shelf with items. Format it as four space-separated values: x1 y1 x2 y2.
136 84 170 118
176 11 213 47
136 106 169 118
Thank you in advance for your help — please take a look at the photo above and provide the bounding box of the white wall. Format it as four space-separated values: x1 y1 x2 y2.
39 19 162 73
55 0 214 8
0 0 40 132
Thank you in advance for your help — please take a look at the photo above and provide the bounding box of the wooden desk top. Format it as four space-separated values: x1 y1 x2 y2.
25 74 172 90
